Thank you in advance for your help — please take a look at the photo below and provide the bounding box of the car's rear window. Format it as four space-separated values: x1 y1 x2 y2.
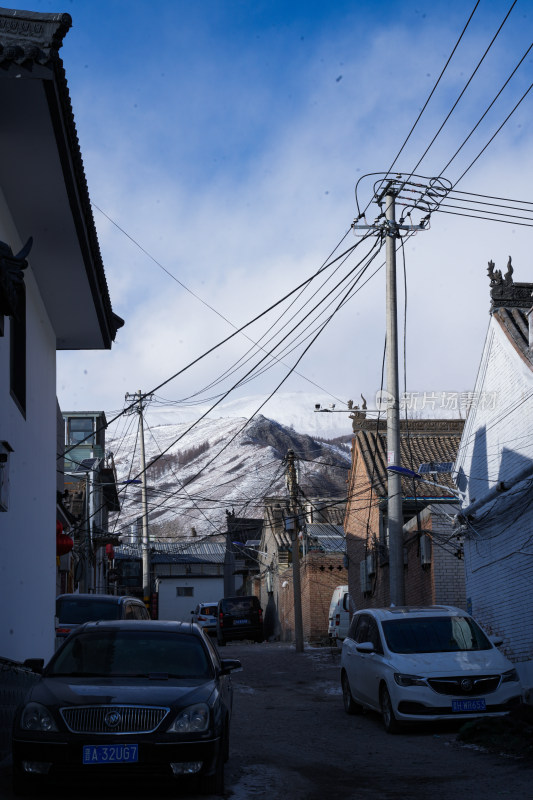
56 597 122 624
49 631 212 679
221 597 259 615
201 605 217 616
382 616 492 654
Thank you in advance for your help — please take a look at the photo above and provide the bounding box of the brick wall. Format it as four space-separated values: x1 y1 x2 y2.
345 441 466 611
276 555 348 643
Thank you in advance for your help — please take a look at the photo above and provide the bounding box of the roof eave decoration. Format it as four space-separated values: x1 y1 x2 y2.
0 7 72 67
488 256 533 311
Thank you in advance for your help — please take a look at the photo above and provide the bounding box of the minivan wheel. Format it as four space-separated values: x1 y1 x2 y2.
341 672 362 715
380 685 401 733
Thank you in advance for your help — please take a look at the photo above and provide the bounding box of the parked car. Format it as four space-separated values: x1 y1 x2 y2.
191 603 218 636
12 620 241 795
340 606 522 733
216 596 264 646
328 585 351 646
55 594 150 647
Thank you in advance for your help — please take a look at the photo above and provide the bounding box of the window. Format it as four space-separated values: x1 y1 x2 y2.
67 417 95 446
176 587 194 597
9 283 26 415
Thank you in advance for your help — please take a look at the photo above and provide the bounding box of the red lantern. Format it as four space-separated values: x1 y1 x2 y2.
56 520 73 557
105 544 115 561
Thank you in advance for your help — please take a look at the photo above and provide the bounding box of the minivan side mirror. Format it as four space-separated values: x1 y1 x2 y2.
355 641 374 654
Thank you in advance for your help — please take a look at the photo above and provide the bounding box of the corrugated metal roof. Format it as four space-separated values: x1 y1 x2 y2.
115 542 226 564
306 524 345 553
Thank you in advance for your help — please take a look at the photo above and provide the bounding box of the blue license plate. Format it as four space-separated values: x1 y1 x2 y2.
233 619 249 625
83 744 139 764
452 698 486 712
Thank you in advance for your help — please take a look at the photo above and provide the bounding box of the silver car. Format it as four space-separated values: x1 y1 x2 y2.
191 602 218 636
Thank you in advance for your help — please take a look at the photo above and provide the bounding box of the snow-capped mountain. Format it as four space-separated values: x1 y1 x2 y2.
107 409 351 542
140 391 355 439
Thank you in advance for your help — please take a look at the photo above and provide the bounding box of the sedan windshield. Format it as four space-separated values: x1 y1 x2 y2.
48 631 213 679
381 616 492 654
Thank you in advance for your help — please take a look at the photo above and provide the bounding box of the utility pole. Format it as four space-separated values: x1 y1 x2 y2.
125 390 153 614
384 189 404 606
353 177 427 606
286 449 304 652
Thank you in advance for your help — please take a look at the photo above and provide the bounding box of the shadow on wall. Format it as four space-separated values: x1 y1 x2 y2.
263 595 279 641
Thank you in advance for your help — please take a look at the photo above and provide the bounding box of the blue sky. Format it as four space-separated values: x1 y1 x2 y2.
7 0 533 425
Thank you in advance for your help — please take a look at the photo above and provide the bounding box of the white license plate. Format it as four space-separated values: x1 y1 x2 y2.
83 744 139 764
451 698 486 712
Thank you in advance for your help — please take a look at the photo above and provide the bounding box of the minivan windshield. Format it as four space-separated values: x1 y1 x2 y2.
381 615 492 654
221 597 258 615
56 597 122 624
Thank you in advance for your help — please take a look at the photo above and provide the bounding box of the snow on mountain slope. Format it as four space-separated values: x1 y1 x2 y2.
137 391 354 439
107 412 351 542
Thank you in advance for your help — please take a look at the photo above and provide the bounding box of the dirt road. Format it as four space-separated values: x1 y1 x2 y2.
225 641 531 800
0 641 530 799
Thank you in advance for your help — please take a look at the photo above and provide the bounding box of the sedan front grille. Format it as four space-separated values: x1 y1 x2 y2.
60 705 170 734
427 675 501 696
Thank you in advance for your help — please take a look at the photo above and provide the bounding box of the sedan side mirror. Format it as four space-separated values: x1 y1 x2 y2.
23 658 44 674
219 659 243 675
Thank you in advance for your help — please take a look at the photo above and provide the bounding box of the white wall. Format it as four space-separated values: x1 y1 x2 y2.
0 190 57 664
156 577 224 622
456 317 533 696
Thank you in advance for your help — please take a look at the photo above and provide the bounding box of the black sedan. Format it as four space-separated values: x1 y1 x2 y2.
12 620 241 796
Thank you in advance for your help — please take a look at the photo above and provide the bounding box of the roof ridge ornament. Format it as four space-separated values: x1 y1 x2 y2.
488 256 533 311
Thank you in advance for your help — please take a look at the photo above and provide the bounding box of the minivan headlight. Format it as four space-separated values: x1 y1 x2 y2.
501 668 519 683
167 703 209 733
20 702 58 732
394 673 427 687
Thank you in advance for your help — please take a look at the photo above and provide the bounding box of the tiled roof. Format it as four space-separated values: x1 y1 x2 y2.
494 307 533 371
0 7 123 344
355 420 464 499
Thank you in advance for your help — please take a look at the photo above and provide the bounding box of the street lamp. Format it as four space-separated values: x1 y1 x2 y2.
386 465 465 500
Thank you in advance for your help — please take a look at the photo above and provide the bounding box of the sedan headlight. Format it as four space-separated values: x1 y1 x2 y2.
20 702 58 732
167 703 210 733
394 673 427 687
501 668 519 683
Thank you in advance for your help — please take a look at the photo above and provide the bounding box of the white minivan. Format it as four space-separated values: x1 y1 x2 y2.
328 585 352 645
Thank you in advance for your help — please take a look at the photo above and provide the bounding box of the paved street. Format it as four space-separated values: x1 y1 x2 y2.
1 641 531 799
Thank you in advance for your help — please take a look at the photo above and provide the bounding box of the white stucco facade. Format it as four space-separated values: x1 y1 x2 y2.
0 8 122 666
455 314 533 696
0 191 57 663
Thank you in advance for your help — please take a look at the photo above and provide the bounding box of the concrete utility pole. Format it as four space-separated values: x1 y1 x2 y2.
286 449 304 652
384 190 405 606
125 390 153 613
352 177 427 606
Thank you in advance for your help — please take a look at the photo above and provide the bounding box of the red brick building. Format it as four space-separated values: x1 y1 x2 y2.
344 418 465 610
259 499 346 642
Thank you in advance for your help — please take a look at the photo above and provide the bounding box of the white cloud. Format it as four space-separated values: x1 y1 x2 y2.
54 0 532 424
